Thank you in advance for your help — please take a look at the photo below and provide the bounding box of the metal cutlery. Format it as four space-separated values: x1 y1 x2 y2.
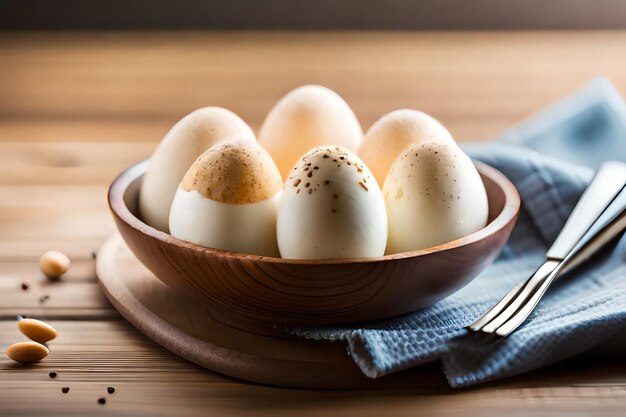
469 161 626 336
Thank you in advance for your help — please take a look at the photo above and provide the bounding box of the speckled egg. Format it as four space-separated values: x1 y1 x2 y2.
277 146 387 259
169 139 283 257
383 142 488 254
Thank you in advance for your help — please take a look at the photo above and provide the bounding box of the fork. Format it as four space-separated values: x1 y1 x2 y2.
468 161 626 336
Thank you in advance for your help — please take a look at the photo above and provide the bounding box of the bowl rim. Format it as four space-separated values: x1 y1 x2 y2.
108 158 520 265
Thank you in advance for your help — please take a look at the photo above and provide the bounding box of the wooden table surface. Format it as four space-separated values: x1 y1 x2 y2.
2 31 626 416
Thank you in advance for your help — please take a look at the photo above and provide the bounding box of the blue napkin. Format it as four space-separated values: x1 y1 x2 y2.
496 77 626 169
292 78 626 388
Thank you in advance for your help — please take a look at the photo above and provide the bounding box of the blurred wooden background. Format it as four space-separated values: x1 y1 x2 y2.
3 31 626 146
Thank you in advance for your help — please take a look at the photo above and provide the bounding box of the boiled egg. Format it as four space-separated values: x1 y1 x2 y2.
169 139 283 257
259 85 363 180
277 146 387 259
383 142 488 254
140 107 255 232
359 109 454 186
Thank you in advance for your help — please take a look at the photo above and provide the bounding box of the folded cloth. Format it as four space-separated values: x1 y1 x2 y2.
291 79 626 388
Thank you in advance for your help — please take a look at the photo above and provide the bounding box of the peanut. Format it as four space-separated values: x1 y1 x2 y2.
18 318 58 344
39 250 70 279
6 341 49 363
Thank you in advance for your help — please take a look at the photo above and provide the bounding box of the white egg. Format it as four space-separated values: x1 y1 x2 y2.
359 109 454 186
169 139 283 257
383 142 488 254
140 107 255 232
259 85 363 180
277 146 387 259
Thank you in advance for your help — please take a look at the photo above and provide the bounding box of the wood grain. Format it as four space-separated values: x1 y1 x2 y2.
2 31 626 416
1 320 625 417
97 234 383 388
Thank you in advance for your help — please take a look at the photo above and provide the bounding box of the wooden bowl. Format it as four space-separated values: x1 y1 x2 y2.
108 160 519 328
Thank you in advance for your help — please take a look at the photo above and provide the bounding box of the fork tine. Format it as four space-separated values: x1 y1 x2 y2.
494 278 552 336
467 281 525 331
479 260 559 333
494 211 626 336
468 265 545 332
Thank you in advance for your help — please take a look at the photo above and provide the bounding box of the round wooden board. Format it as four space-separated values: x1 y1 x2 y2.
96 234 402 389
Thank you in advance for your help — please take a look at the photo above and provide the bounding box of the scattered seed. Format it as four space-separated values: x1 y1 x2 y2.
39 295 50 304
18 318 58 344
21 283 29 291
39 251 70 281
98 398 106 405
6 342 49 363
324 180 330 185
307 172 313 178
293 179 301 187
49 371 57 378
107 387 115 394
358 182 369 191
62 387 70 393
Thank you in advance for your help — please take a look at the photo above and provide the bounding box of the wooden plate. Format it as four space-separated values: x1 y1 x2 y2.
97 233 414 388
